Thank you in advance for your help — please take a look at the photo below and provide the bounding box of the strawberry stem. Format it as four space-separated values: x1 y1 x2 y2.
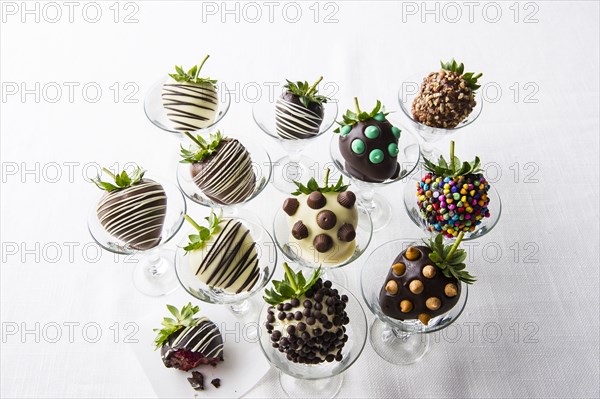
306 76 323 97
184 214 203 232
102 167 116 179
450 140 455 171
196 54 209 80
323 168 330 186
184 132 204 148
354 97 361 114
445 231 464 261
283 263 298 292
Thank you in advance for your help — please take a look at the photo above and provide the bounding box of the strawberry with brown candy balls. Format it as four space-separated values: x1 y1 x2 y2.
263 264 350 364
379 232 475 326
336 98 401 183
283 169 358 265
412 59 482 128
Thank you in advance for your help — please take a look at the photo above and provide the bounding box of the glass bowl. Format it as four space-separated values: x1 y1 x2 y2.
174 215 277 318
403 172 502 241
144 77 231 136
252 92 338 194
176 132 272 210
398 73 483 159
257 284 367 398
329 123 420 230
87 175 186 296
360 239 469 364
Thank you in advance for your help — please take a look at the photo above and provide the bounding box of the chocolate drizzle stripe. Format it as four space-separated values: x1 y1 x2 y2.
275 98 322 139
193 219 260 293
165 319 224 360
162 83 218 130
96 181 166 248
192 139 255 204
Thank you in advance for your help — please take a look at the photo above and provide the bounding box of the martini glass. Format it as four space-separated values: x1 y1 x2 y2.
176 131 272 224
398 73 483 160
252 84 338 194
174 214 277 321
87 175 186 296
257 284 367 398
329 122 420 231
144 77 231 138
360 239 469 364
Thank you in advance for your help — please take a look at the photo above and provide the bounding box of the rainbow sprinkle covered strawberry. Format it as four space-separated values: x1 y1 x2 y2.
417 141 490 237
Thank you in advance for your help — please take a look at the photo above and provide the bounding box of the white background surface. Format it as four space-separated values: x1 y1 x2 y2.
1 1 599 398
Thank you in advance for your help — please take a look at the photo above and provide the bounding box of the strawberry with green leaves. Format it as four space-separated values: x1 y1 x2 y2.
379 232 475 325
93 166 166 250
335 98 402 182
162 54 219 131
417 140 491 238
263 263 350 364
154 303 224 371
276 76 330 139
412 58 482 128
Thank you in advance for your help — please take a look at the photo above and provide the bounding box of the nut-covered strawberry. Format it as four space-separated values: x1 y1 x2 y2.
336 98 401 182
162 55 219 131
153 303 224 371
417 141 491 238
379 233 475 325
412 59 482 128
283 169 358 265
276 77 330 140
180 131 256 205
263 264 350 364
93 166 166 250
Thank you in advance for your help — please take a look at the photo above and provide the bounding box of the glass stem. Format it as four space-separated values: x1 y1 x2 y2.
360 187 377 212
381 325 410 344
144 249 163 278
229 299 251 315
288 149 301 164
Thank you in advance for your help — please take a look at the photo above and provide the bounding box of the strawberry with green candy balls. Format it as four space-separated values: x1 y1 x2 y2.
412 59 482 129
162 55 219 131
276 76 330 140
283 169 358 265
417 141 490 238
336 98 402 183
93 166 167 250
263 263 350 364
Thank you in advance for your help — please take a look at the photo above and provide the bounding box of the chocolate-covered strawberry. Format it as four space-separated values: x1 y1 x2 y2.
180 131 256 205
417 140 491 238
276 77 330 139
162 54 219 131
93 166 166 250
154 303 224 371
379 233 475 325
263 264 350 364
336 98 401 182
412 59 482 128
284 169 358 265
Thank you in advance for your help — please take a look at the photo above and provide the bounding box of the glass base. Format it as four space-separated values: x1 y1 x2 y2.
360 196 393 232
132 249 179 297
369 318 429 365
272 154 320 194
279 370 343 399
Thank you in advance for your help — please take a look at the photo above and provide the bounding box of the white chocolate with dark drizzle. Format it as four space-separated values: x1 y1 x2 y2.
162 79 218 131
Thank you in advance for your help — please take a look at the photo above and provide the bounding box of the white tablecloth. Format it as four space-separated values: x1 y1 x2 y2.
1 1 599 398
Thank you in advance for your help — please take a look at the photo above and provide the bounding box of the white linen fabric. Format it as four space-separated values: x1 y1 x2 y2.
1 1 598 398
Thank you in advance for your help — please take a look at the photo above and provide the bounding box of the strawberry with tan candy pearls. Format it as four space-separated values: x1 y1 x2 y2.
282 169 358 265
379 232 475 326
